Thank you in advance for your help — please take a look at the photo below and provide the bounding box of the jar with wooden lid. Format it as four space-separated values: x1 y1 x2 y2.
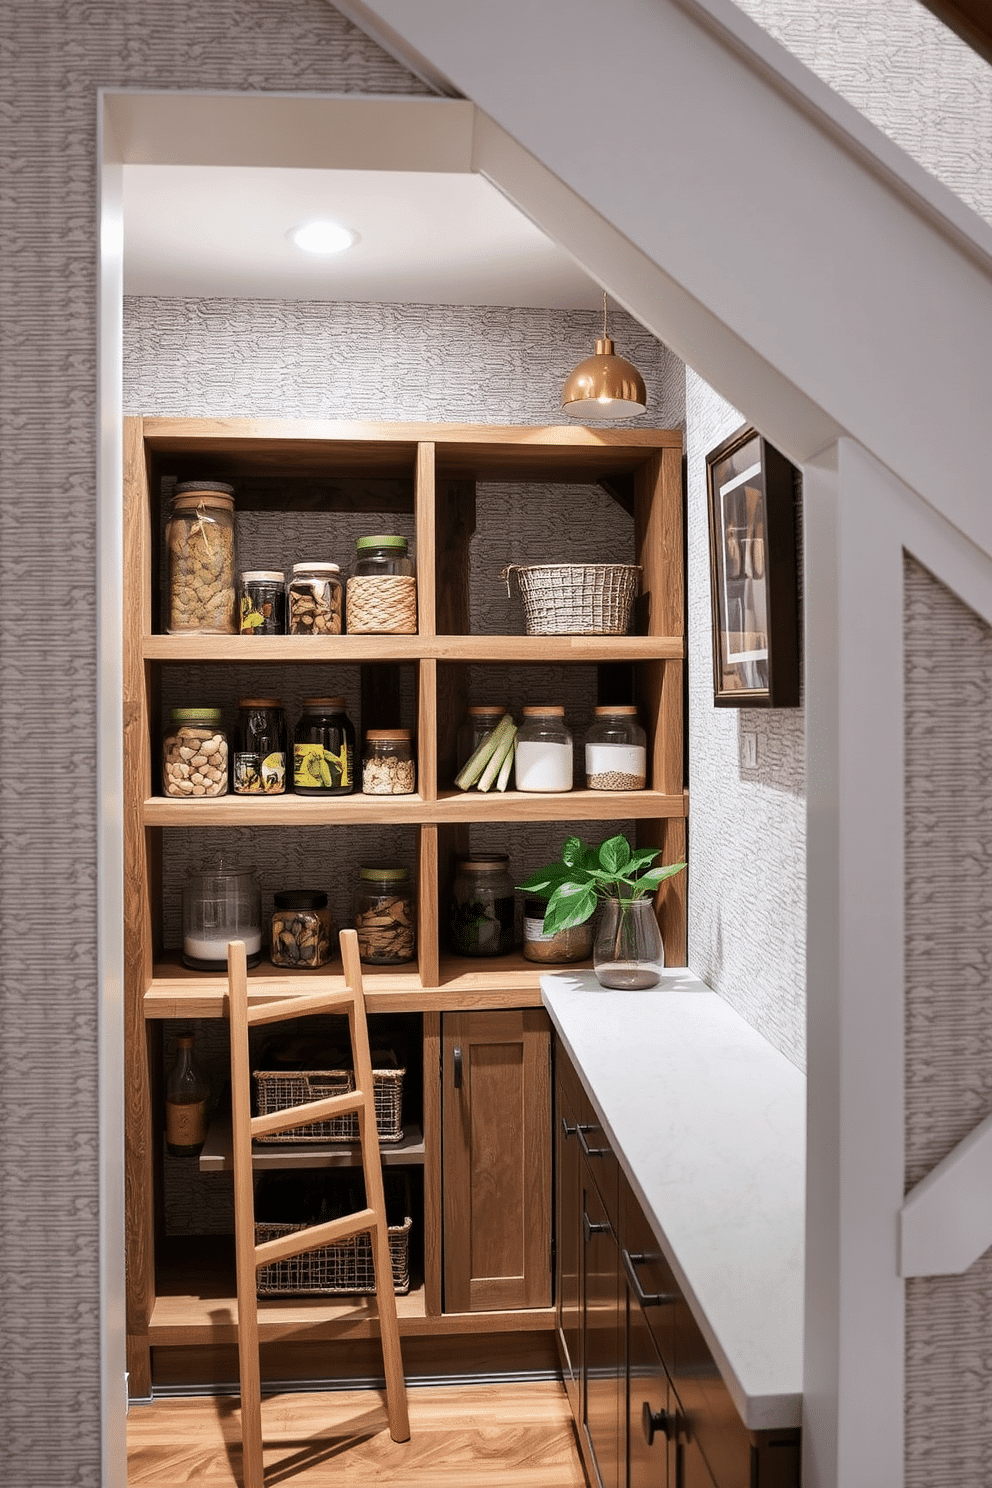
233 698 287 795
270 890 333 968
347 535 417 634
584 705 647 790
293 697 355 795
287 561 343 636
514 706 573 792
355 866 416 965
162 707 229 798
449 854 516 957
238 570 285 635
362 729 416 795
456 705 507 772
165 481 237 634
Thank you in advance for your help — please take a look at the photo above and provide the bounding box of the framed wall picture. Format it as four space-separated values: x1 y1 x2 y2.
705 424 800 707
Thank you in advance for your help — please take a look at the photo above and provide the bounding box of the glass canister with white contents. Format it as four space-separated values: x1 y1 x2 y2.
584 705 647 790
514 706 573 792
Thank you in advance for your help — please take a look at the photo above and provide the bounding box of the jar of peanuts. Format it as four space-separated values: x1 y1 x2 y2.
162 708 229 798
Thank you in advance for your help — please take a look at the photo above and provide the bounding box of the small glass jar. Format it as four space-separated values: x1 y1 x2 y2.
287 561 343 636
165 481 237 635
355 866 416 965
162 707 228 798
182 862 262 970
293 697 356 795
584 705 647 790
238 570 285 635
233 698 287 795
362 729 416 795
270 890 333 969
347 535 417 634
449 854 516 957
456 705 507 772
514 706 573 792
521 896 594 965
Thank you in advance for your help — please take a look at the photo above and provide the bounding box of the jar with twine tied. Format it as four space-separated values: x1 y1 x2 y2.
346 534 417 634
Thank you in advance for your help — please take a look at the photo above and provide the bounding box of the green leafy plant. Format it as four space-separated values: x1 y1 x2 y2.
517 833 685 939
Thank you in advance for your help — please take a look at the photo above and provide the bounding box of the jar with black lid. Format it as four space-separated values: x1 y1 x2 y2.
238 570 285 635
355 866 416 964
293 697 355 795
449 854 515 957
165 481 237 635
270 890 333 968
233 698 287 795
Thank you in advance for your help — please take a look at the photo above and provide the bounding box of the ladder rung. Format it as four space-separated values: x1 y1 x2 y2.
250 1089 366 1140
246 988 357 1027
254 1207 379 1268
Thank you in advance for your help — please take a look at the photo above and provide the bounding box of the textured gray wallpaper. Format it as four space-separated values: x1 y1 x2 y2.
904 556 992 1485
685 371 806 1069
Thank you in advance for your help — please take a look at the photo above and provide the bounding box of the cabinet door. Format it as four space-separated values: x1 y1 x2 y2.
627 1286 676 1488
556 1079 582 1414
582 1174 622 1488
442 1009 552 1313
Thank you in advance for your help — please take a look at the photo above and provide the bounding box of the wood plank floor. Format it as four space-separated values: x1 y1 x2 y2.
127 1380 588 1486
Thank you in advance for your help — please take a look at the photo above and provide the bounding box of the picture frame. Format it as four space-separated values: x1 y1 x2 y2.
705 423 800 707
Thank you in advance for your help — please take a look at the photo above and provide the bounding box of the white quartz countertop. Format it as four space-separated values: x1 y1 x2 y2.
542 968 805 1432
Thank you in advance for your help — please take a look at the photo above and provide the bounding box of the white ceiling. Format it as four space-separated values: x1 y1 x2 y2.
122 163 605 308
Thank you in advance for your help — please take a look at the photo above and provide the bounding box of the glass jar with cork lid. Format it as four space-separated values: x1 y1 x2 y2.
584 705 647 790
165 481 237 635
514 706 573 792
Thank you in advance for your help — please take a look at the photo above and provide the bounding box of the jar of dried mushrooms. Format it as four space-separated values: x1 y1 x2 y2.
355 866 416 965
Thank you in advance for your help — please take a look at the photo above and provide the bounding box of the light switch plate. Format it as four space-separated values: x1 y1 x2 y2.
742 732 757 767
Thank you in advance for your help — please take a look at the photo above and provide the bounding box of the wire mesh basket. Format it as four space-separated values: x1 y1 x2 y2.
253 1049 404 1145
502 563 640 635
255 1171 412 1296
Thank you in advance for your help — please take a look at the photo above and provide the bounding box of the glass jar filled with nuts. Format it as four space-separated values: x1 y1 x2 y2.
287 561 343 635
165 482 237 635
162 707 229 798
355 866 416 965
270 890 333 969
362 729 416 794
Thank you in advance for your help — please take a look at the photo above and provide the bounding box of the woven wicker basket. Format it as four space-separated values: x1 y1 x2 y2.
253 1052 404 1145
502 563 640 636
255 1172 412 1296
346 574 417 634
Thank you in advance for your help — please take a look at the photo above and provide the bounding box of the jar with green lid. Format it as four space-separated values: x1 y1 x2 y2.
162 707 228 798
347 535 417 634
449 854 515 957
287 561 343 636
355 866 416 964
233 698 287 795
362 729 416 794
456 704 508 773
165 481 237 635
270 890 333 968
293 697 355 795
584 704 647 790
238 570 285 635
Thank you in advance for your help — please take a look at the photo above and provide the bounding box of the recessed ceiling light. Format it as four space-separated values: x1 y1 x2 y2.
289 220 359 255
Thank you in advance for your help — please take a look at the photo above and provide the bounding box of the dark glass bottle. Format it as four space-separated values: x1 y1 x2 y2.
165 1033 210 1157
293 696 356 795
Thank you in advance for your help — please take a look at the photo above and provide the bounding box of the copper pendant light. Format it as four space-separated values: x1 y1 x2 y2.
561 291 647 421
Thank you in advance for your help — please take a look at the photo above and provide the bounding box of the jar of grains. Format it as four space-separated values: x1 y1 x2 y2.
270 890 333 969
293 697 355 795
165 481 237 634
362 729 416 795
521 896 594 964
233 698 287 795
347 535 417 634
584 705 647 790
238 570 285 635
286 561 343 636
449 854 516 957
514 706 573 792
456 704 507 772
355 866 416 965
162 707 229 798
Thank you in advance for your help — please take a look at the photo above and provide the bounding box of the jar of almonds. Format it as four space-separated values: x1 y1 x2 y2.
270 890 333 969
355 866 416 965
162 708 229 798
165 482 237 635
287 561 343 635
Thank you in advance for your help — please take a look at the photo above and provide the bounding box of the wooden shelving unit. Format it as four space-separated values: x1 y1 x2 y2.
123 417 685 1394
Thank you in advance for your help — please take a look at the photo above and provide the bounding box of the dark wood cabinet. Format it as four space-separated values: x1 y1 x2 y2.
554 1040 800 1488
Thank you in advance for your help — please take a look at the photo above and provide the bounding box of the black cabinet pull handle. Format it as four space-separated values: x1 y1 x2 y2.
577 1122 610 1159
642 1401 671 1446
453 1046 463 1088
582 1208 611 1242
561 1116 577 1139
622 1247 677 1307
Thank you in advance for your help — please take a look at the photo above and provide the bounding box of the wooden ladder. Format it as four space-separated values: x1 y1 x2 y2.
227 928 410 1488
